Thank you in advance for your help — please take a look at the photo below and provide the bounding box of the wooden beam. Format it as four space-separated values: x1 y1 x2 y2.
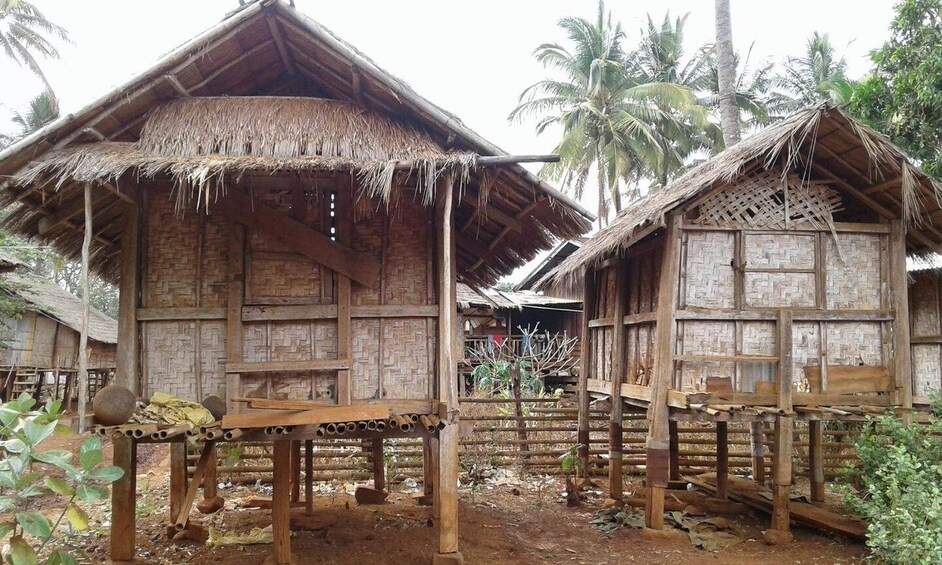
239 304 439 322
435 173 462 560
808 420 825 502
646 213 681 529
336 177 353 405
115 200 140 394
771 309 794 538
609 259 628 500
164 74 190 97
225 223 245 415
137 307 226 321
460 193 521 233
189 39 274 93
222 190 380 287
225 359 350 374
891 220 913 425
266 15 296 75
77 183 92 433
221 404 388 429
110 435 136 561
271 441 293 564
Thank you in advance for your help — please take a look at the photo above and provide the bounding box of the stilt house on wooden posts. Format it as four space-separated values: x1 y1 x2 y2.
546 104 942 539
0 1 591 562
0 251 117 401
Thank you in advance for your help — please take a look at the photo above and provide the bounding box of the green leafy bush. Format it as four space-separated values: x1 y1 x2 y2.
0 393 123 565
841 400 942 564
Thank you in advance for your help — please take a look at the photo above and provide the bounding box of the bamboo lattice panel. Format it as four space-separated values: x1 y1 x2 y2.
383 198 433 305
143 321 198 400
825 233 883 310
684 231 735 308
679 321 736 391
200 214 229 308
351 319 380 399
825 322 883 366
381 318 432 398
912 345 942 396
693 171 841 229
351 205 384 306
744 233 815 269
199 321 227 399
744 272 816 307
88 344 117 371
145 194 199 308
910 272 941 337
791 322 821 391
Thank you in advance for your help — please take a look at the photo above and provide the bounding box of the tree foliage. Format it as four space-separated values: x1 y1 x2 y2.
779 32 855 108
0 0 70 89
850 0 942 180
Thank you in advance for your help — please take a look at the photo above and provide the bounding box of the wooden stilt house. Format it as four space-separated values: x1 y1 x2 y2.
0 2 592 562
546 104 942 539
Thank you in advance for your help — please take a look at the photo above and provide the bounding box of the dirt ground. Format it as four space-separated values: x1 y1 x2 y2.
32 429 867 565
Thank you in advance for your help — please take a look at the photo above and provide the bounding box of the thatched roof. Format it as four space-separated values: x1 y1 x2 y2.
0 0 592 288
0 272 117 344
515 238 586 295
547 104 942 293
457 282 579 311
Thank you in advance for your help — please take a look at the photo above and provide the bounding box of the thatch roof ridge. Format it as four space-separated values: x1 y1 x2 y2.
545 103 942 293
1 272 117 344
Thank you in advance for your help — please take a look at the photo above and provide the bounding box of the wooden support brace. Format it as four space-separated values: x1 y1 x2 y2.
305 440 314 516
372 438 386 492
111 435 137 561
716 421 729 501
808 420 825 502
609 260 628 499
174 441 216 530
271 440 295 565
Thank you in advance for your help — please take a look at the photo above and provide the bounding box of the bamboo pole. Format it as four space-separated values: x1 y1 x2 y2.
77 183 92 432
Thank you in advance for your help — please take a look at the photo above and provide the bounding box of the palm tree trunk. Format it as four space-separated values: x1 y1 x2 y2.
715 0 741 146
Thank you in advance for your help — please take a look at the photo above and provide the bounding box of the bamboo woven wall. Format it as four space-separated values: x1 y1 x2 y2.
909 270 942 397
0 313 114 370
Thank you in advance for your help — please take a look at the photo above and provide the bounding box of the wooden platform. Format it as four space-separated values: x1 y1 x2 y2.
684 473 866 540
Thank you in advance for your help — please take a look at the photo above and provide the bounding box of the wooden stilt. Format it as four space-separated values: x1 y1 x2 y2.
305 439 314 516
716 421 729 501
290 440 301 503
770 309 794 541
77 183 92 433
809 420 825 502
668 420 680 482
203 445 218 500
271 440 294 565
372 439 386 492
434 173 462 563
578 270 596 474
609 260 627 500
111 435 137 561
169 441 187 521
645 214 681 530
750 422 767 484
890 220 913 426
115 199 140 395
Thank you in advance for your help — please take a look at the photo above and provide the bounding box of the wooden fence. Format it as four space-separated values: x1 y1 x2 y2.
194 397 862 484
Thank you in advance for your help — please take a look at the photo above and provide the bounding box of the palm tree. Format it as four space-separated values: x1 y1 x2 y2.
780 32 854 108
627 12 721 187
714 0 740 146
0 0 70 89
0 89 59 148
704 44 793 131
510 2 681 224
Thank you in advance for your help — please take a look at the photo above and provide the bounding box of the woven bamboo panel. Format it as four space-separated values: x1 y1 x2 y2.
792 322 821 391
825 322 883 366
910 272 941 337
200 214 229 308
352 319 380 399
247 248 323 301
55 327 78 369
351 206 384 307
694 171 841 229
744 233 815 269
267 373 313 400
145 194 198 308
312 321 338 359
742 322 776 356
381 318 431 398
200 321 227 399
679 321 736 390
825 233 882 310
383 198 432 305
269 322 313 362
912 344 941 396
241 323 269 363
744 272 816 307
88 343 116 370
143 321 198 400
684 231 735 308
29 316 56 367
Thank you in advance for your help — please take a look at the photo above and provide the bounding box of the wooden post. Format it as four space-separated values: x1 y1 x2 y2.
77 183 92 432
716 421 729 501
115 199 140 394
225 224 244 415
750 422 767 485
512 364 529 479
808 420 825 502
111 435 137 561
771 309 794 539
668 420 680 482
336 181 353 405
372 439 386 492
271 440 294 564
609 261 628 499
434 173 463 563
305 439 314 516
169 441 187 521
890 220 913 425
578 269 596 474
645 213 681 530
290 440 301 503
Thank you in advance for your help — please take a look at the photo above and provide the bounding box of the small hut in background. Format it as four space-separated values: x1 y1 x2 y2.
514 238 586 296
0 1 592 562
0 252 117 402
547 104 942 540
458 283 582 394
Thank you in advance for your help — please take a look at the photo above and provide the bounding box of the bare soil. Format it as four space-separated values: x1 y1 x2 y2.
31 428 867 565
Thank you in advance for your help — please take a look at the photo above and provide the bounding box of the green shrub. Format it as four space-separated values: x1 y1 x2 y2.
841 399 942 564
0 393 123 565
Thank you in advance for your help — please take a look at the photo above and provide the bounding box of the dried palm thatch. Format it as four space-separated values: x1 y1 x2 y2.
545 103 942 295
12 97 477 211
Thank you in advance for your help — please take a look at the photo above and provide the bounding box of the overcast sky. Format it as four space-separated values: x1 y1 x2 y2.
0 0 898 281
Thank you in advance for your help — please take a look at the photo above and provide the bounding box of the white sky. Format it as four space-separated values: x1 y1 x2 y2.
0 0 898 282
